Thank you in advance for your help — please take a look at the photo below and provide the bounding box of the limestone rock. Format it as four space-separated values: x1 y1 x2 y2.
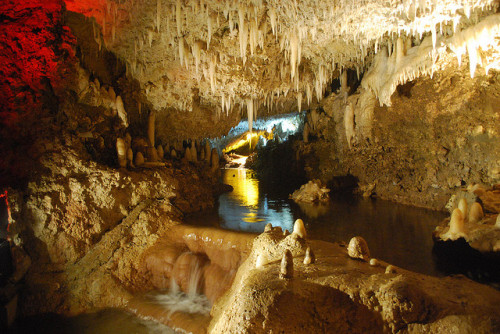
347 236 370 261
290 180 330 203
279 250 293 279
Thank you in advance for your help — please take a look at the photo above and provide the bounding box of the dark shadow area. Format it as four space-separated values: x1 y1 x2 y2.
432 239 500 288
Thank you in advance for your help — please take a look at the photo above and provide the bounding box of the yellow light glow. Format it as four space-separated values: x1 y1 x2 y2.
223 169 259 209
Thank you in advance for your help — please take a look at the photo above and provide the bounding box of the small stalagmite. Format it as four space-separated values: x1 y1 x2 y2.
126 148 134 167
385 265 396 274
204 141 211 161
369 258 380 267
115 96 128 127
210 148 219 171
147 111 155 147
108 86 116 101
191 145 198 162
147 146 158 162
135 151 145 166
347 236 370 261
469 202 484 223
283 229 290 236
495 214 500 228
303 246 315 265
264 223 273 232
184 146 193 162
292 219 306 238
458 198 468 219
157 145 164 160
171 149 178 159
279 250 294 279
200 149 206 161
116 138 127 168
448 208 465 235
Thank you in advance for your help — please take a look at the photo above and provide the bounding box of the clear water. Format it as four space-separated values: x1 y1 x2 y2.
188 168 448 277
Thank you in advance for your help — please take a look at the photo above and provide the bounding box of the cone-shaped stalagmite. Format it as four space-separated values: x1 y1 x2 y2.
303 246 315 265
293 219 306 238
147 111 155 147
171 149 178 159
279 250 293 279
184 146 192 162
135 152 145 166
126 148 134 166
115 96 128 128
147 147 158 162
157 145 164 160
116 138 127 167
469 202 484 223
458 198 468 219
449 208 465 234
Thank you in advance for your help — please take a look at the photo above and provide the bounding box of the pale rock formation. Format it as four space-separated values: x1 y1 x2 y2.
116 138 127 168
115 95 128 128
264 223 273 232
303 246 315 265
458 198 468 219
347 236 370 261
290 180 330 203
279 250 294 279
135 151 145 166
292 219 306 239
156 145 164 160
469 202 484 223
385 265 396 274
126 148 134 167
369 258 380 267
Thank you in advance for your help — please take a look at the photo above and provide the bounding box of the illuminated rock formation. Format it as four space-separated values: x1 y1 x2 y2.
347 236 371 261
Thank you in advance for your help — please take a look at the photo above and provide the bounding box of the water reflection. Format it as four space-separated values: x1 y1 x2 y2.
213 169 447 276
219 168 295 233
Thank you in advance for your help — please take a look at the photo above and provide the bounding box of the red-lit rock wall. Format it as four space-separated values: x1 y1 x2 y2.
0 0 76 187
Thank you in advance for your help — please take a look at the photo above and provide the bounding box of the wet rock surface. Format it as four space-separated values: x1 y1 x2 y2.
210 229 500 333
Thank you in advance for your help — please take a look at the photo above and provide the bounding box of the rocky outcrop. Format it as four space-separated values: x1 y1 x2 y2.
296 63 500 210
210 228 500 333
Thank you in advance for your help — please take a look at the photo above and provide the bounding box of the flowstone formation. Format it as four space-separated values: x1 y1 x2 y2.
210 223 500 333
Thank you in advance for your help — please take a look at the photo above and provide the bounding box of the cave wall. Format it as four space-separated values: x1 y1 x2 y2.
298 61 500 210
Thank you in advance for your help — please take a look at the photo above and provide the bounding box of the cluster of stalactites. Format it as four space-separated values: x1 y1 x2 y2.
90 0 499 127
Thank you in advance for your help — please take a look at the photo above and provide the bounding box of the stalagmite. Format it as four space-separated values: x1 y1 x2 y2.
210 148 219 171
347 236 370 261
385 265 397 274
135 151 145 166
115 96 128 128
116 138 127 168
303 246 315 265
458 198 468 219
469 202 484 223
292 219 306 238
184 146 192 162
147 147 158 162
264 223 272 232
344 104 355 149
204 141 211 161
126 148 134 167
108 87 116 101
369 258 380 267
190 145 198 162
448 208 465 236
147 111 155 147
170 149 177 159
279 250 293 279
496 214 500 228
156 145 164 160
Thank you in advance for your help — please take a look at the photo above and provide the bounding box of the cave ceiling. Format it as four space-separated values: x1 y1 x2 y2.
65 0 500 128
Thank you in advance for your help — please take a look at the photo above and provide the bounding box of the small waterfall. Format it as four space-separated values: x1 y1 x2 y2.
152 251 211 316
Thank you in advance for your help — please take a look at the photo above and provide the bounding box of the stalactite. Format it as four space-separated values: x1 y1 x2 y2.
176 0 182 36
